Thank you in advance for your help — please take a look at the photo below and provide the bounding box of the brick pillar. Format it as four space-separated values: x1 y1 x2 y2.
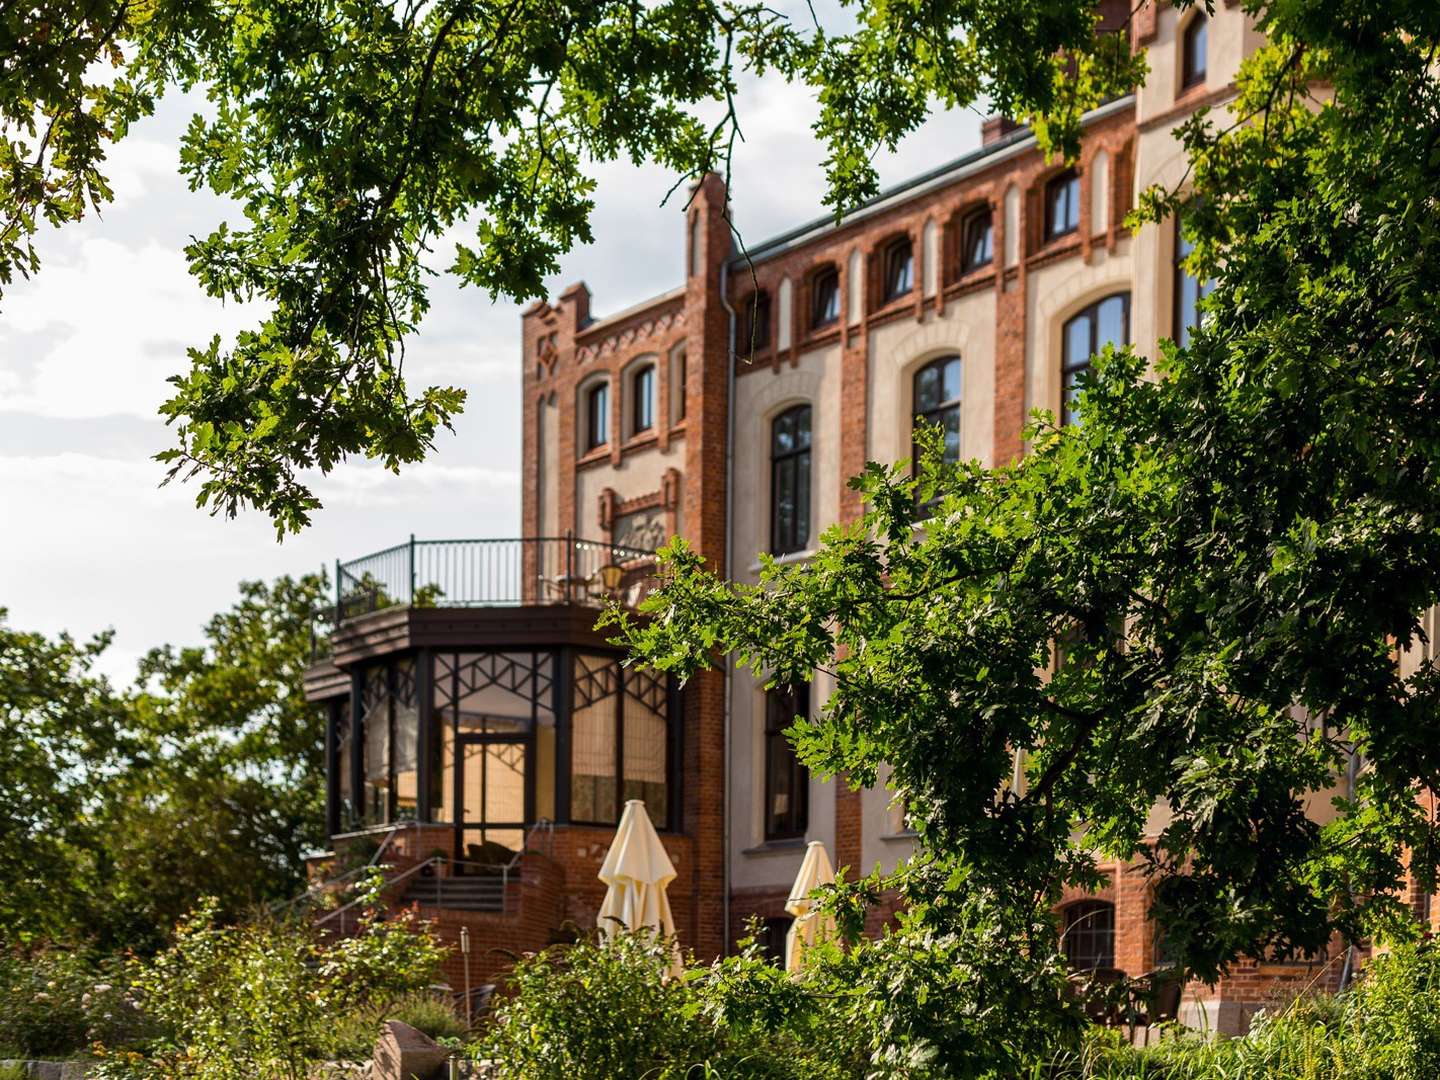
993 200 1028 465
681 172 733 960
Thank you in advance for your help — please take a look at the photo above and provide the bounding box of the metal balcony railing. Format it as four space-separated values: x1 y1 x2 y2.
332 533 657 624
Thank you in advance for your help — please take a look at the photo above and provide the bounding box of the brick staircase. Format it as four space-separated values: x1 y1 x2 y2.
401 869 506 913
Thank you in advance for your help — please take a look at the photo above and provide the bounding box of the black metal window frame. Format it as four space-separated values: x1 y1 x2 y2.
1045 170 1081 241
1173 217 1212 349
770 404 813 556
348 655 421 829
1181 14 1207 90
764 683 810 840
1061 292 1130 427
1063 899 1116 971
742 290 771 353
911 354 963 470
585 381 609 449
568 649 681 831
631 364 655 435
960 208 994 273
883 236 914 301
810 266 840 328
326 646 682 841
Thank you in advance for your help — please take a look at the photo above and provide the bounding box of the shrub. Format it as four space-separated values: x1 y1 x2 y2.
0 948 151 1058
91 888 446 1080
326 991 468 1061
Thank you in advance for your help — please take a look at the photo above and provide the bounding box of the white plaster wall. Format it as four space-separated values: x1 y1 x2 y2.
859 766 914 877
1024 237 1134 420
1135 2 1257 127
573 437 685 540
728 666 839 891
866 292 997 470
539 394 559 537
731 344 843 582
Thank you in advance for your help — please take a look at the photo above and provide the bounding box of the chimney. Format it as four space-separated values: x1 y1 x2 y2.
982 115 1021 146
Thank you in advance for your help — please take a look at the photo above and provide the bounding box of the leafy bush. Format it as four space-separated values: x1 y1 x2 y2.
0 948 151 1058
1040 941 1440 1079
326 991 468 1061
91 889 445 1080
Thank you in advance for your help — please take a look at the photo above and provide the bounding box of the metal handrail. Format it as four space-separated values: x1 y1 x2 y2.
331 533 660 624
312 819 558 929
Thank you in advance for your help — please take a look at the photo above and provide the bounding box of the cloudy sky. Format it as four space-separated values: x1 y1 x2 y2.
0 9 980 682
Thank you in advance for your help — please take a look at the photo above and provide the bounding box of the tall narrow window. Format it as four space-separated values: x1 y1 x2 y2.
585 382 609 449
1062 293 1129 425
961 209 993 273
764 684 810 840
771 405 812 555
1182 16 1208 90
1063 901 1116 971
1173 217 1213 349
811 267 840 328
743 291 771 353
883 237 914 300
912 355 963 467
671 350 687 422
1045 170 1081 241
631 365 655 435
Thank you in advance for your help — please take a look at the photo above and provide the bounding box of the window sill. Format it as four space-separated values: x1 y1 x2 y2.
741 837 808 857
622 430 659 453
880 830 919 843
576 445 611 467
748 548 817 573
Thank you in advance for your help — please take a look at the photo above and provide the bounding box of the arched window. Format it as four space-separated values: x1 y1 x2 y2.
811 266 840 328
585 381 609 450
960 209 994 273
883 236 914 300
764 683 809 840
1045 170 1081 241
630 364 655 436
1063 900 1116 971
1182 15 1208 90
771 405 812 555
912 355 962 466
1174 217 1213 349
1061 293 1129 425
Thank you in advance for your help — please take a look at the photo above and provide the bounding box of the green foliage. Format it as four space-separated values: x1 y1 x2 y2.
0 948 153 1059
0 574 328 951
4 2 1138 532
1045 941 1440 1079
325 991 467 1062
91 897 445 1080
474 918 1079 1080
611 1 1440 995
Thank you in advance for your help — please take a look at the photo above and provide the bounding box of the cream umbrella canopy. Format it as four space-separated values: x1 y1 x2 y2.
784 840 837 973
598 799 682 977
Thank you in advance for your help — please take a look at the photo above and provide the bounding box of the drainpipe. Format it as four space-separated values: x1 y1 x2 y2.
720 251 738 955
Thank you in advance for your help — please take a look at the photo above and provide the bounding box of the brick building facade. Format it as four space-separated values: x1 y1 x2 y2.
304 0 1432 1036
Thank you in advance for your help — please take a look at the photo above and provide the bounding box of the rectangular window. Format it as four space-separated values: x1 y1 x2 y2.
571 652 621 825
811 269 840 327
334 698 354 829
770 405 813 555
764 684 810 840
1045 171 1080 241
361 665 390 824
632 366 654 434
391 658 419 820
586 383 609 449
1173 217 1213 349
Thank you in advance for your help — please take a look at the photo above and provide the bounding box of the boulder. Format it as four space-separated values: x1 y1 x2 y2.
373 1020 449 1080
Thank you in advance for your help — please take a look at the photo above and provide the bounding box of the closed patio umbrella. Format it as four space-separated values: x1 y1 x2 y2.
598 799 682 977
784 840 837 973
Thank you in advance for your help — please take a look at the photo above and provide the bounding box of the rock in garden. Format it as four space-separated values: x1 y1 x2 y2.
373 1020 448 1080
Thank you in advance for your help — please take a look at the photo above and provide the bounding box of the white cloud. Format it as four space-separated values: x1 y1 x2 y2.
0 238 264 419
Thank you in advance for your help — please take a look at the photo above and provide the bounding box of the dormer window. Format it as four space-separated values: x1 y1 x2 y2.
883 237 914 300
1045 170 1081 242
811 267 840 328
631 364 655 435
1182 15 1208 90
585 381 609 450
960 209 993 273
